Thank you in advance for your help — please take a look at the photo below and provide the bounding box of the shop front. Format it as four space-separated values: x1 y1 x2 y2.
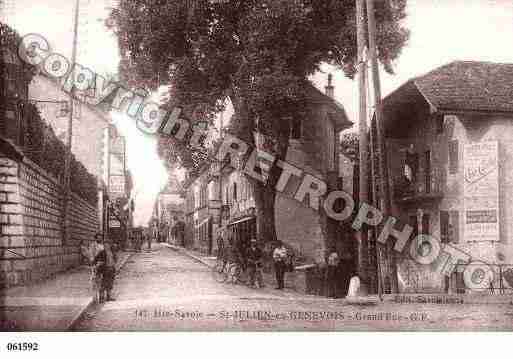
222 206 256 256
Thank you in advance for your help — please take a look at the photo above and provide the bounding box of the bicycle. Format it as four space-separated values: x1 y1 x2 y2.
212 259 243 284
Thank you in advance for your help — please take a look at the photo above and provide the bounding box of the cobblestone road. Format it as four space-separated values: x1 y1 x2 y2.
73 244 513 331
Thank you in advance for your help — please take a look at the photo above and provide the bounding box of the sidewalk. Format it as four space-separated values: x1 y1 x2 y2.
161 243 513 306
0 251 132 331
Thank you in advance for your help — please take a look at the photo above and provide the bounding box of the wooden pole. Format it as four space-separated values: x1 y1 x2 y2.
366 0 398 293
63 0 80 243
356 0 370 287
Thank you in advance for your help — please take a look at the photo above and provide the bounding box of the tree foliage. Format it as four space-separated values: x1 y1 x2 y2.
108 0 409 242
108 0 408 163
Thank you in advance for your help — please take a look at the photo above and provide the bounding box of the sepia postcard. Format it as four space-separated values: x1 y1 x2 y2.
2 1 513 342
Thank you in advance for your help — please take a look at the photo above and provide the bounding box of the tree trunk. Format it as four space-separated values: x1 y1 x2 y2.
254 181 278 243
229 95 290 248
250 125 289 246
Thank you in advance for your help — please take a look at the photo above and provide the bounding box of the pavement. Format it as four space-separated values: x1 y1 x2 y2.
0 251 132 331
162 243 217 268
71 243 513 331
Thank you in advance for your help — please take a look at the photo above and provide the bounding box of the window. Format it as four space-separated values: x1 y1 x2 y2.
425 150 431 193
202 185 207 207
404 150 419 183
440 210 459 244
421 213 430 235
435 114 444 134
449 140 458 174
327 121 335 171
409 215 418 238
440 211 450 243
233 182 238 202
5 68 18 97
450 210 459 244
289 116 301 139
57 102 69 118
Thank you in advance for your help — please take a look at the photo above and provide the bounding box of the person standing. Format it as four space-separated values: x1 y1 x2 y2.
247 239 264 288
216 230 225 263
273 240 288 290
93 238 117 302
103 242 117 301
326 248 340 298
147 227 153 251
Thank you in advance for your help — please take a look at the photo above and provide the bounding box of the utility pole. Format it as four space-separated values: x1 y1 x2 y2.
366 0 397 293
62 0 80 243
217 110 224 238
356 0 370 289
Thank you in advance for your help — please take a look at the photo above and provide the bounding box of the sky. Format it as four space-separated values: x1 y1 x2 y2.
4 0 513 226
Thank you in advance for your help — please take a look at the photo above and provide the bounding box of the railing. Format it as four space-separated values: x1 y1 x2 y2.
453 263 513 294
393 168 444 203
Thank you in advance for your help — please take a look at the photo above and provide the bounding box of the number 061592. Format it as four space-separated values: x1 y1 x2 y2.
6 342 39 351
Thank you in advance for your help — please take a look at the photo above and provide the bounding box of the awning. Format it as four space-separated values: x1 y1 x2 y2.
228 216 255 226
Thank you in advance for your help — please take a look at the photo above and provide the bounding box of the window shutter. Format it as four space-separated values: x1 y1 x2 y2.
440 211 449 243
425 150 431 193
449 140 459 174
290 116 301 139
409 215 418 239
422 213 430 235
450 210 459 244
435 114 444 134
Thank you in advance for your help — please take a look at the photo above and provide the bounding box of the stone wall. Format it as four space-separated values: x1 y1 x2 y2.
0 154 99 289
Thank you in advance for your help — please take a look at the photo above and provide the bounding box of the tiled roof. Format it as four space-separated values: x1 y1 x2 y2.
412 61 513 114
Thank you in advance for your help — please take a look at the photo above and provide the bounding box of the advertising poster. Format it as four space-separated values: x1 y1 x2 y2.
463 141 499 241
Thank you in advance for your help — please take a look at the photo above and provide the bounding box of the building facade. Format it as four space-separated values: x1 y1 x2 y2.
183 78 353 265
155 177 185 244
382 61 513 294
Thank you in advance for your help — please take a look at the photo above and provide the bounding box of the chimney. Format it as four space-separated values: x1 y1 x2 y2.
325 73 334 98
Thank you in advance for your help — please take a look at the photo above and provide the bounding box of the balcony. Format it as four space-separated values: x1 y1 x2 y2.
392 170 444 204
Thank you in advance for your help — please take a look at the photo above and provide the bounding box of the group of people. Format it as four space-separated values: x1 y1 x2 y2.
130 227 153 252
217 233 292 290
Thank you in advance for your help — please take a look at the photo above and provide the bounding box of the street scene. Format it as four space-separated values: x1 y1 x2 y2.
72 243 513 331
2 0 513 335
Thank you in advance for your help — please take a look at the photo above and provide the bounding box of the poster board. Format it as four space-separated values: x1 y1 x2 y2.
463 141 499 241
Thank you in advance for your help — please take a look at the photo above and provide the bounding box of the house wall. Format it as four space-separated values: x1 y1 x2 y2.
184 171 213 253
389 110 513 293
275 103 340 264
28 75 106 180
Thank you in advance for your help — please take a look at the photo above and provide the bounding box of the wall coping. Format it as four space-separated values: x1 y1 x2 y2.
1 153 97 209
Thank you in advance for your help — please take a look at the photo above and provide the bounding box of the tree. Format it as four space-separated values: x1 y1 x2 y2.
108 0 409 244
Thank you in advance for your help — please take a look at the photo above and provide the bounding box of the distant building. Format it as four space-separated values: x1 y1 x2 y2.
382 61 513 294
156 177 185 244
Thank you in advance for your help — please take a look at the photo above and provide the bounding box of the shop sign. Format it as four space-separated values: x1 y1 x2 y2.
109 219 121 228
109 175 125 194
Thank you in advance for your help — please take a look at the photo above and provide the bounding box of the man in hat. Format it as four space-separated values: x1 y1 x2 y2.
246 238 264 288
